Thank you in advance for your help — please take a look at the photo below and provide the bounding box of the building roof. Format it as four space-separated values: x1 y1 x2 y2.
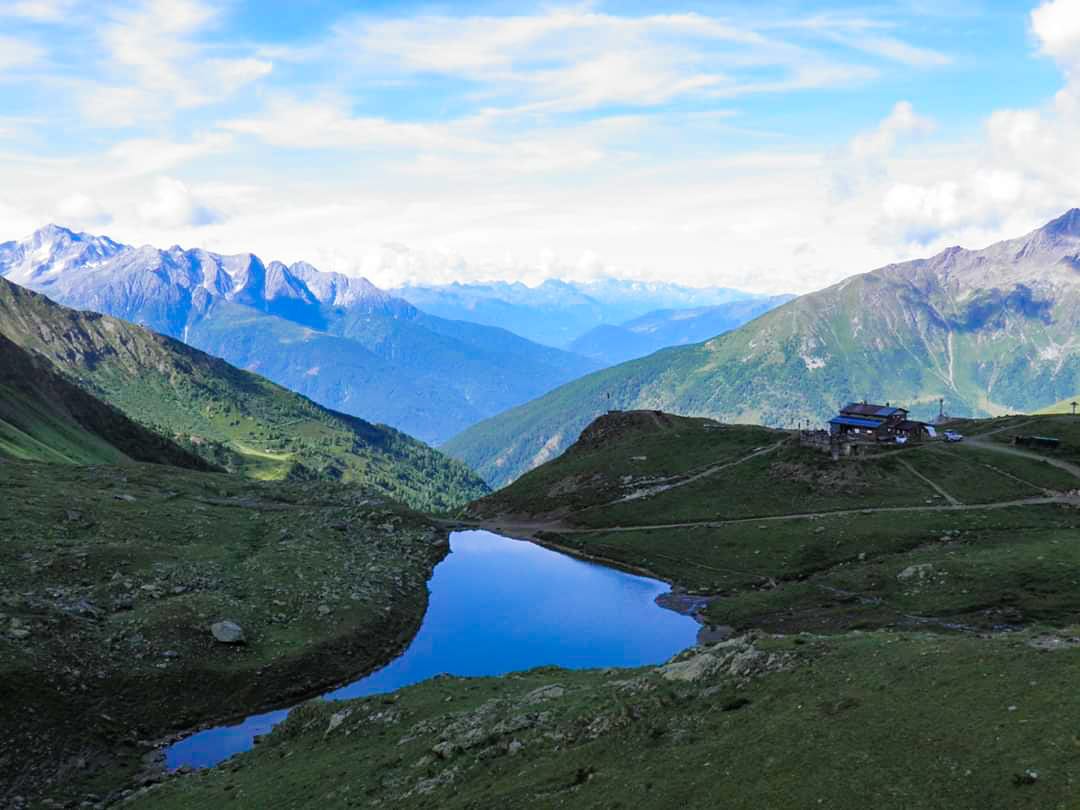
829 416 885 429
840 402 908 418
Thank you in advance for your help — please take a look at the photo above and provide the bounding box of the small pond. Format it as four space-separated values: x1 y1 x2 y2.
165 529 699 769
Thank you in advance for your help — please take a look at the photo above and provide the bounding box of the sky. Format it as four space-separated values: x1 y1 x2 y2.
1 0 1079 294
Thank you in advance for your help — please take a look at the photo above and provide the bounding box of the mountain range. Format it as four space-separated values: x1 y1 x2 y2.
567 295 794 365
0 226 599 445
445 209 1080 487
391 279 768 348
0 277 488 511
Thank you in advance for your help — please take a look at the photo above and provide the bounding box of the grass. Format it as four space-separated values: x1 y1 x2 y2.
133 630 1080 810
0 458 451 805
468 412 783 519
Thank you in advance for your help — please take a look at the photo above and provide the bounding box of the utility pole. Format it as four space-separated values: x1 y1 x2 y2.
1072 401 1078 417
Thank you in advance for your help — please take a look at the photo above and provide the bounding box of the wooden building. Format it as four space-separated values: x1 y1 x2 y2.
828 402 931 443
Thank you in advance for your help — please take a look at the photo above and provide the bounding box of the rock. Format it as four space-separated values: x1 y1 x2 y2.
897 563 934 581
325 709 351 736
317 605 332 616
523 684 565 703
660 637 790 683
431 740 457 760
113 494 137 503
507 739 524 755
210 621 245 644
9 628 30 640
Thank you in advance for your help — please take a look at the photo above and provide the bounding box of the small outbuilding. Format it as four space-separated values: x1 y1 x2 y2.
1013 435 1061 450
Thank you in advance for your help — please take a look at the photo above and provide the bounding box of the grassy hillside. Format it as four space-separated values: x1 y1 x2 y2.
134 630 1080 810
0 459 452 805
0 334 214 469
0 278 488 511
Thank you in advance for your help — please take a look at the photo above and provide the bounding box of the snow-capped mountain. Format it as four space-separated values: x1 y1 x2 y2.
0 226 598 444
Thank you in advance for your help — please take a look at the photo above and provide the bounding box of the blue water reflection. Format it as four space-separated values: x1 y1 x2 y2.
165 530 697 769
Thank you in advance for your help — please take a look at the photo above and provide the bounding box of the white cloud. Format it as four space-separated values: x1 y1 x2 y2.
0 0 74 21
869 4 1080 248
330 9 913 114
107 133 233 176
0 35 43 71
136 177 221 228
55 191 112 227
221 96 471 151
1031 0 1080 65
832 101 936 200
81 0 271 126
850 101 936 162
221 95 639 174
881 181 963 242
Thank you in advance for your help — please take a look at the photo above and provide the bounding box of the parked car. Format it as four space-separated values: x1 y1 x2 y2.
943 431 963 442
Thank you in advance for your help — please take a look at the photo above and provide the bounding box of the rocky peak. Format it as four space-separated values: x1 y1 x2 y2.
1041 208 1080 238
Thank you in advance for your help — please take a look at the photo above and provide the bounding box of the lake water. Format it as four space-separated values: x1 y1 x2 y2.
164 529 699 769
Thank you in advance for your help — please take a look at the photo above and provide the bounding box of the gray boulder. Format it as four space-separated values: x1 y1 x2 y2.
210 621 246 644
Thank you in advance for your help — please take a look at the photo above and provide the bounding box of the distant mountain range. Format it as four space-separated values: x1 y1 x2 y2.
391 279 769 348
445 210 1080 487
0 277 488 511
0 226 599 444
568 295 794 366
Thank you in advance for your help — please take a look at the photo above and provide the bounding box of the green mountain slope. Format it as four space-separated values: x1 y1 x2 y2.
0 334 214 469
0 278 488 511
446 211 1080 487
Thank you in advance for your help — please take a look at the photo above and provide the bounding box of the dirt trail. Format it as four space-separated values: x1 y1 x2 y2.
897 458 962 506
970 418 1036 438
611 439 789 506
965 436 1080 481
463 494 1080 539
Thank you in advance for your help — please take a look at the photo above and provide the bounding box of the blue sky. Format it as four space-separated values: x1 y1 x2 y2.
1 0 1079 293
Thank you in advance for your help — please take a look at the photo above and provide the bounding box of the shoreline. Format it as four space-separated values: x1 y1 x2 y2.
136 530 451 786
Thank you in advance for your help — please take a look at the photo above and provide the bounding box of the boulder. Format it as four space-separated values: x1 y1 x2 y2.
897 563 934 581
210 621 246 644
